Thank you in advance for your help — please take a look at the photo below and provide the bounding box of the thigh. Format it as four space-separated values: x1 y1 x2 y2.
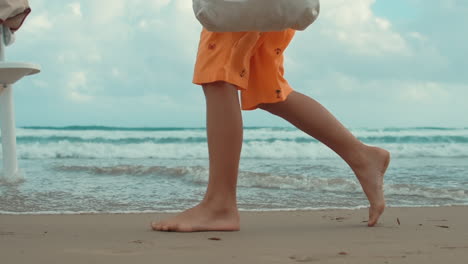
192 29 262 91
240 29 296 110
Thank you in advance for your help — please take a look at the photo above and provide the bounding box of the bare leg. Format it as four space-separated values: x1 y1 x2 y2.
151 81 241 232
259 91 390 226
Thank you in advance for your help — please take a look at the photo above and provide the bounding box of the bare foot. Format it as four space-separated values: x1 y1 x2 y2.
151 203 240 232
352 146 391 227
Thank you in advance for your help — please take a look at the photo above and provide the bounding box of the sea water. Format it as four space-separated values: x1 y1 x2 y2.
1 126 467 214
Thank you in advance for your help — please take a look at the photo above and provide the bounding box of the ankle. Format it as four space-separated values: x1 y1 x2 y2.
346 143 370 171
200 196 238 213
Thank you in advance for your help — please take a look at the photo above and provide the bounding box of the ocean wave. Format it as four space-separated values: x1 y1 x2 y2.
4 126 466 148
12 126 468 139
12 135 468 144
52 165 468 202
3 141 466 159
16 136 208 144
2 127 467 160
53 164 206 177
19 126 467 132
20 126 204 131
363 127 465 132
384 184 467 201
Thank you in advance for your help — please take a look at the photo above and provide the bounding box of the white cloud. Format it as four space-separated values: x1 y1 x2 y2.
304 71 463 105
68 3 82 18
399 82 451 104
319 0 410 56
137 19 164 31
90 93 179 111
174 0 192 11
321 72 360 92
146 0 172 11
88 0 126 24
88 0 172 24
86 50 102 63
408 32 427 42
22 14 53 32
67 71 93 102
111 68 121 77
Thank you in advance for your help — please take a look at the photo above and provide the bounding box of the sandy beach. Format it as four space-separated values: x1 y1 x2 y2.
1 206 467 264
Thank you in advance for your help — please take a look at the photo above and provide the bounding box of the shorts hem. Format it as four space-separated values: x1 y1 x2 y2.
192 73 248 91
241 87 294 111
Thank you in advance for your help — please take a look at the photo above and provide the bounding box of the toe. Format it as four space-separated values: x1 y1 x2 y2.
368 218 377 227
171 223 184 232
152 222 166 231
368 206 384 227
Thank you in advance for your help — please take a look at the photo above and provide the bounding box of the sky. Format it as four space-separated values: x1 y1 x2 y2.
5 0 468 128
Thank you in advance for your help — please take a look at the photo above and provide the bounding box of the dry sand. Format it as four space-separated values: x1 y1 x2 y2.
1 206 468 264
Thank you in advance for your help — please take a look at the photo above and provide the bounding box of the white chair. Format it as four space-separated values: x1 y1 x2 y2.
0 23 40 182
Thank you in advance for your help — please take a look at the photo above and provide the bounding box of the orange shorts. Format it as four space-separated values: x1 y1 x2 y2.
192 28 296 110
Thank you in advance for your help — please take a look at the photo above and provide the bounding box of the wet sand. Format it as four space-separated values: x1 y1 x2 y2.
1 206 468 264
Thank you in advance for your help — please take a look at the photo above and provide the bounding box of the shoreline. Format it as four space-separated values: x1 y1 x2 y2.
1 206 468 263
1 204 466 215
